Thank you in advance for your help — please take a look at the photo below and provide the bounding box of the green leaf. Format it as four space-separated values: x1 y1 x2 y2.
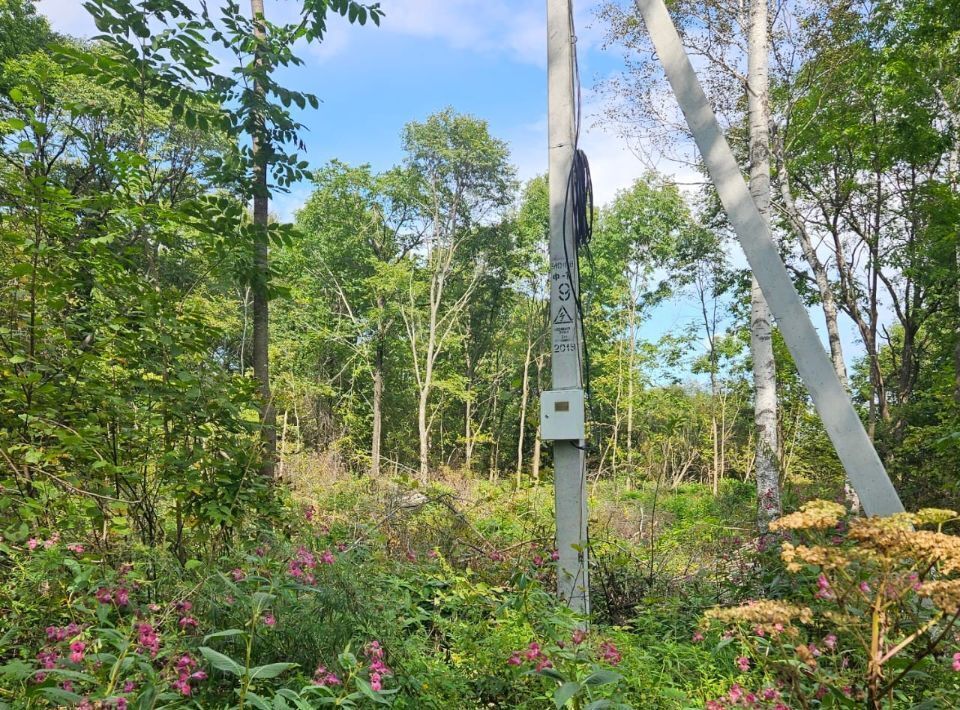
198 646 243 676
249 662 297 680
554 681 581 708
245 691 272 710
583 669 622 686
17 140 35 153
355 677 391 705
202 629 246 643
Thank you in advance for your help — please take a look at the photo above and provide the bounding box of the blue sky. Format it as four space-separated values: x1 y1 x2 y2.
36 0 869 372
37 0 651 218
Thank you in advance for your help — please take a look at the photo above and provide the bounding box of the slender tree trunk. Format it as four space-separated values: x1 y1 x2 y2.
748 0 780 529
250 0 275 480
516 334 533 485
778 166 848 388
626 279 637 482
371 338 384 477
532 351 545 484
418 385 430 481
465 341 473 472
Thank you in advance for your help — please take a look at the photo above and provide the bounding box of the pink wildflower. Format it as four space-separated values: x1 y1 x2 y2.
67 543 85 554
532 554 544 567
262 614 276 627
952 652 960 672
370 672 383 691
95 588 113 604
321 550 335 565
115 588 129 606
692 630 704 643
37 649 59 669
123 680 136 693
824 633 838 650
507 652 522 666
535 658 553 672
44 533 60 549
550 549 559 562
231 568 245 581
706 702 724 710
178 616 198 630
736 656 750 672
525 642 541 661
860 581 872 594
338 542 349 552
304 505 315 522
313 665 342 686
728 683 743 703
69 641 86 664
599 641 621 666
572 629 587 645
137 622 160 657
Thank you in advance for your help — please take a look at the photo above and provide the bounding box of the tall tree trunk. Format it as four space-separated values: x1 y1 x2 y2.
748 0 780 529
626 277 637 481
465 339 473 472
250 0 275 480
371 337 384 477
532 351 545 484
777 164 859 511
777 166 849 388
418 385 430 481
516 334 533 485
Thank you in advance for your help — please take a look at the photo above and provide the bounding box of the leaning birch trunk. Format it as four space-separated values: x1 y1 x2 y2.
747 0 781 529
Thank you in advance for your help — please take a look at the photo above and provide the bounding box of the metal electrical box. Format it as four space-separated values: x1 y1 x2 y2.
540 389 585 441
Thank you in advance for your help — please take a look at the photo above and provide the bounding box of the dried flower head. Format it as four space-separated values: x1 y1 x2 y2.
914 508 958 527
705 599 813 635
770 500 846 531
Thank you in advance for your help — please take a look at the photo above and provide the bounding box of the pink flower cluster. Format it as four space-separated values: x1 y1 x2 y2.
509 641 553 672
706 683 788 709
95 587 130 606
952 652 960 672
46 623 81 642
313 664 342 687
137 622 160 657
171 654 207 696
26 532 60 551
176 600 198 631
815 574 835 600
288 546 335 584
599 641 621 666
365 641 392 691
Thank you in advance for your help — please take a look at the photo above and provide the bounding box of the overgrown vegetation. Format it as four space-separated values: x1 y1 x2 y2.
1 0 959 706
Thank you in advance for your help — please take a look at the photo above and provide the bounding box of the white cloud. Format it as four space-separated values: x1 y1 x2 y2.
37 0 97 36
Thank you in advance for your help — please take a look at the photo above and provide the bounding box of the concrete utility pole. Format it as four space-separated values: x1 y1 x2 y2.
544 0 589 614
633 0 905 516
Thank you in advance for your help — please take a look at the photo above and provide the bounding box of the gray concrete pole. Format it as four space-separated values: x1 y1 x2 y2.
634 0 904 516
547 0 590 613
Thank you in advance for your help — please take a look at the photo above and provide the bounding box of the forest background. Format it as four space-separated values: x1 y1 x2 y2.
1 0 959 707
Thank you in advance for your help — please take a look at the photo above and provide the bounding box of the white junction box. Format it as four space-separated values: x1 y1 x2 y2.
540 389 585 441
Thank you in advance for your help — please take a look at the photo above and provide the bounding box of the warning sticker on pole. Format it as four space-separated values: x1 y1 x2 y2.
553 306 574 325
